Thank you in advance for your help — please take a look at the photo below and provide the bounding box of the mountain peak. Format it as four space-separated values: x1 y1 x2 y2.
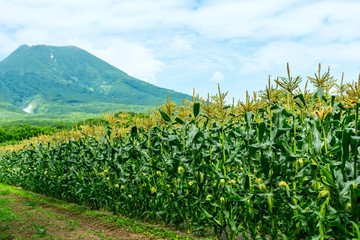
18 44 30 49
0 44 189 114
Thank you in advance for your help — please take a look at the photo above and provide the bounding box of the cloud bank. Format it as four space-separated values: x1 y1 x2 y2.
0 0 359 100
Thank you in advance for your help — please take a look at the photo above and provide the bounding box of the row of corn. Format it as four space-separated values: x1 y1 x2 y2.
0 64 360 239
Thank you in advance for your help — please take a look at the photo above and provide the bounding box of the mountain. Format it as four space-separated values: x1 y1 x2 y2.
0 44 190 115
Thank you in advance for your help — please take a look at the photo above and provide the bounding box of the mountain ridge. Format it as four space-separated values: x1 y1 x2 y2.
0 44 189 115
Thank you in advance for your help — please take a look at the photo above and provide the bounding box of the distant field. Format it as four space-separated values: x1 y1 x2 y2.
0 112 100 127
0 104 154 128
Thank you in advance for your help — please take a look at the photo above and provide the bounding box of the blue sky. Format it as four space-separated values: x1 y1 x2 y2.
1 0 360 101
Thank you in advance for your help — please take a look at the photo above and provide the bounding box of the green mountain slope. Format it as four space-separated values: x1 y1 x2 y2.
0 44 189 114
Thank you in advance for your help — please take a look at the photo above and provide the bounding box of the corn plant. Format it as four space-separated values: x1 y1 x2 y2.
1 64 360 239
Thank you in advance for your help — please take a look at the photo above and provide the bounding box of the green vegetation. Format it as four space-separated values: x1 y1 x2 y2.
0 111 101 127
0 44 190 115
0 111 150 146
76 111 149 127
1 64 360 239
0 183 192 239
0 125 59 145
0 101 25 114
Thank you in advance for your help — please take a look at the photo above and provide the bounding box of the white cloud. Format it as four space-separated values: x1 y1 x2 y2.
70 38 164 83
210 71 224 82
239 41 360 75
0 0 360 101
1 0 360 43
186 0 360 42
170 36 193 52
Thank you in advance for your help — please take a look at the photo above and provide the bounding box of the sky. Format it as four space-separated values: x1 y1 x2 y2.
1 0 360 102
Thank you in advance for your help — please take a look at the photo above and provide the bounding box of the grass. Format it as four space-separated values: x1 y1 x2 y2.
0 182 202 240
0 112 101 127
0 193 16 240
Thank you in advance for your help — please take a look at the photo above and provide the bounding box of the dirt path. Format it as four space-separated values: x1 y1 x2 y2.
0 187 170 240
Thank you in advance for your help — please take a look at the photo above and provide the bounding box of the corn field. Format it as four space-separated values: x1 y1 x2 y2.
1 64 360 239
